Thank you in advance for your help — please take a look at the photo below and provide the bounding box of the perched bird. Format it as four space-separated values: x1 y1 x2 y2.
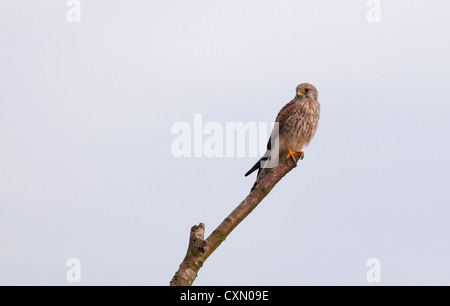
245 83 320 191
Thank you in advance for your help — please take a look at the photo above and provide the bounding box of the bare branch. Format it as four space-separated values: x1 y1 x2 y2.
170 156 297 286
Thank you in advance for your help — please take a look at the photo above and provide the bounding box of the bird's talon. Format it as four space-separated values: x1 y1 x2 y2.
286 149 304 162
295 150 305 160
286 149 297 162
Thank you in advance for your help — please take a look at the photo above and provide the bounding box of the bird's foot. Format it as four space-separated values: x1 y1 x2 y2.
295 150 305 160
286 149 304 162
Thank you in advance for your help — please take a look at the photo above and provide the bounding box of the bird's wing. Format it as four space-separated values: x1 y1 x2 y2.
245 99 296 177
266 98 296 150
275 98 297 133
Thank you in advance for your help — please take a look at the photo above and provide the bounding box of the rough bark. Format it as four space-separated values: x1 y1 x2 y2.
170 156 298 286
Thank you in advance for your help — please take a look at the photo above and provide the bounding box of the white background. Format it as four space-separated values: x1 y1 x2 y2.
0 0 449 285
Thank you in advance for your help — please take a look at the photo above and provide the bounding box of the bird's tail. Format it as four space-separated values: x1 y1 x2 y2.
244 156 268 177
245 154 272 191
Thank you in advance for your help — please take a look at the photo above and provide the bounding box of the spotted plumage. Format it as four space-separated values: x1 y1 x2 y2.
245 83 320 191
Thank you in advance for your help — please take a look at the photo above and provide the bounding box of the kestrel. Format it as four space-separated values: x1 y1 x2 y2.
245 83 320 191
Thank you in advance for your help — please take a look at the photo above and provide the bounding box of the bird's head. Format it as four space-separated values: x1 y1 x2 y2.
296 83 318 100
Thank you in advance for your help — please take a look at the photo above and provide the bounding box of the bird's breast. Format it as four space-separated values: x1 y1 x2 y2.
280 101 320 153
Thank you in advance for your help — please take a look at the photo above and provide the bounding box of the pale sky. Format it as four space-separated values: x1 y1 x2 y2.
1 0 449 285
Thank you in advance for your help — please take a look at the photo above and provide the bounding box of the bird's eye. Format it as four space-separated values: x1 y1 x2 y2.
304 89 310 93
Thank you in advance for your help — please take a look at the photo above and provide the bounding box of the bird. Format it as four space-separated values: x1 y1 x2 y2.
245 83 320 191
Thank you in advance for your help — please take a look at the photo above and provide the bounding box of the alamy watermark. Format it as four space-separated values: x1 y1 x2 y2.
66 0 81 23
66 258 81 283
366 257 381 283
367 0 381 23
171 114 279 167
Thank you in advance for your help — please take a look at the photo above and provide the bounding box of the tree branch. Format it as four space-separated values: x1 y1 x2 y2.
170 156 298 286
